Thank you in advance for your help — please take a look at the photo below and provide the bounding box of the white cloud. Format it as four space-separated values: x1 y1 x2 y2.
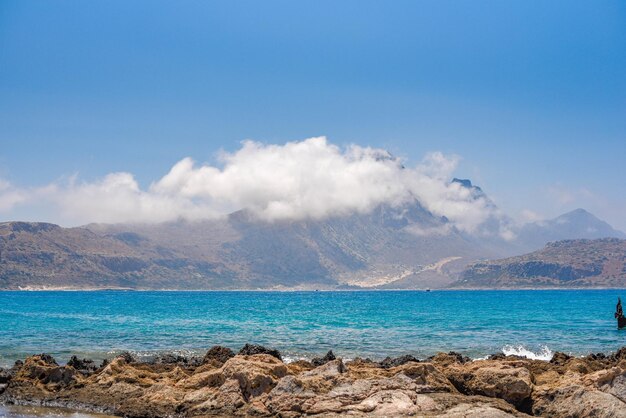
0 137 503 232
44 172 221 225
519 209 544 224
0 179 28 212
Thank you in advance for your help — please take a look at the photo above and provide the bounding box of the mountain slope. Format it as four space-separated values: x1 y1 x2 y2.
455 238 626 288
0 221 240 290
0 202 494 290
516 209 626 251
2 189 624 290
88 202 491 289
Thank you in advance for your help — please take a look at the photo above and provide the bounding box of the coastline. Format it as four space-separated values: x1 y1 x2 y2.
0 404 117 418
4 286 626 291
3 345 626 417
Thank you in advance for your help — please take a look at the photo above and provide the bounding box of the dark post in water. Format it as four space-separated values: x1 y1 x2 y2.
616 297 626 329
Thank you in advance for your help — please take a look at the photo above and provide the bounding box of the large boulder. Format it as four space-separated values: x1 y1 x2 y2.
532 385 626 418
67 356 98 375
311 350 336 367
0 367 14 384
380 354 420 369
189 378 247 415
203 346 235 366
176 368 224 390
445 361 533 408
221 354 287 399
392 362 457 393
238 344 282 361
429 352 472 367
14 354 78 387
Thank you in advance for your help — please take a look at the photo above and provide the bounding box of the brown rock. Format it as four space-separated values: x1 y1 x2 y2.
392 362 457 393
379 354 420 368
221 354 287 399
8 348 626 417
311 350 336 367
202 345 235 366
446 360 533 408
238 344 282 361
14 355 79 388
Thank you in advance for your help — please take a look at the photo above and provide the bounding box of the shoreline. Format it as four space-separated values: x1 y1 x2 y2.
4 287 626 291
2 345 626 417
0 404 117 418
0 343 557 370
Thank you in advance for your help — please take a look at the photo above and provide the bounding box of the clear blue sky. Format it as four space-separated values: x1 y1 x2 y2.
1 1 625 228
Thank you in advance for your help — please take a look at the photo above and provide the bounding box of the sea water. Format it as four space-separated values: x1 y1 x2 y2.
0 405 117 418
1 289 625 368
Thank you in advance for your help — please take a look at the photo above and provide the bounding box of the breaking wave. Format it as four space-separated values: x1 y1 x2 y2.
502 345 553 361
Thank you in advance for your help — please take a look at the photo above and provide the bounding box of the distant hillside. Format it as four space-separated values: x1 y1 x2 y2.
516 209 626 251
0 202 491 290
2 183 624 290
0 221 240 290
455 238 626 288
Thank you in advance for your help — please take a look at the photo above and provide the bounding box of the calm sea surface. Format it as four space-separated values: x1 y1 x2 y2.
2 289 626 368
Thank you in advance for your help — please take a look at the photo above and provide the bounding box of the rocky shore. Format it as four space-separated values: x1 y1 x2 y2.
2 345 626 417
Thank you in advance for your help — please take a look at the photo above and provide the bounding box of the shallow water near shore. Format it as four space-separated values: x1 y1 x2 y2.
2 289 626 367
0 404 116 418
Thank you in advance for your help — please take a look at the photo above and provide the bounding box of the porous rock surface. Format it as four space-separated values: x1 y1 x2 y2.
2 346 626 417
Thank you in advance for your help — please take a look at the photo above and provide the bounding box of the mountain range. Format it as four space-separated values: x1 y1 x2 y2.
456 238 626 288
0 179 624 290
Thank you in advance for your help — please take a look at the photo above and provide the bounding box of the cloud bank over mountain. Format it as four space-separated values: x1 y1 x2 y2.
0 137 503 232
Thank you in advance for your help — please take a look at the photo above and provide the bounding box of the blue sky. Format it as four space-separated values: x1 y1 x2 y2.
0 0 625 229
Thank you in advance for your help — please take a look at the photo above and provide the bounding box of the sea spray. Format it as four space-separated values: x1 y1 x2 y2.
502 344 553 361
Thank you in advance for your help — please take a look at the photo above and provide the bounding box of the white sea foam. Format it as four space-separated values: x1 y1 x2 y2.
281 355 299 364
502 345 553 361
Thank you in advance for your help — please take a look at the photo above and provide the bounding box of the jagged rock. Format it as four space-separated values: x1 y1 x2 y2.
286 359 315 375
0 368 13 384
38 353 58 366
429 351 471 366
115 351 135 363
7 347 626 417
238 343 282 361
445 361 533 408
392 362 457 393
549 351 572 365
176 368 224 390
532 384 626 417
379 354 420 368
303 359 346 378
587 352 607 361
13 355 78 388
609 347 626 362
189 378 246 415
148 353 202 368
265 375 317 413
45 367 77 385
67 356 98 375
221 354 288 399
311 350 336 367
203 346 235 365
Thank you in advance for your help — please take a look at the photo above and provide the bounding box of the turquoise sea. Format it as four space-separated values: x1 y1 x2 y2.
1 289 626 368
